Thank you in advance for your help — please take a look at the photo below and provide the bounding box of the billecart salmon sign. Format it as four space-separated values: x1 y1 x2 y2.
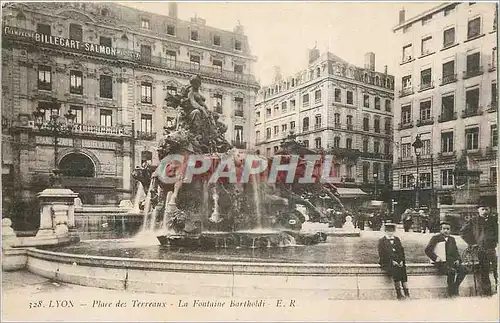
3 25 139 59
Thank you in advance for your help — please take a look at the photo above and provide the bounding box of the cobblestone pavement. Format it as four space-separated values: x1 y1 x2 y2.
2 271 499 322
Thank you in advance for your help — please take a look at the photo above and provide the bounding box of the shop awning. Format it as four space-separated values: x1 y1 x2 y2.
336 188 368 198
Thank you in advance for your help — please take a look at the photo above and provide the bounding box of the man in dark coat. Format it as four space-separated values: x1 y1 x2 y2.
425 221 468 297
378 223 410 300
460 205 498 296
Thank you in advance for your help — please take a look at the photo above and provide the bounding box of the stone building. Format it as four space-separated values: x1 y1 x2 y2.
1 2 259 218
252 49 395 202
391 2 497 215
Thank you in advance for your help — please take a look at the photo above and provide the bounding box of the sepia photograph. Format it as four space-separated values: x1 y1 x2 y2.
1 1 499 321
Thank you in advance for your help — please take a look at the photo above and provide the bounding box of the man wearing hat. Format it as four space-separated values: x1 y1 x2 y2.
425 221 468 297
460 204 498 296
378 223 410 300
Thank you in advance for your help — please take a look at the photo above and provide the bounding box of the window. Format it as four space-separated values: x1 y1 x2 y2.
467 17 481 39
234 40 242 51
374 141 380 154
288 99 295 110
491 124 498 147
165 50 177 67
255 111 260 121
402 44 413 62
385 118 391 134
290 121 295 130
422 139 431 156
70 105 83 124
363 164 369 183
141 82 152 104
466 88 479 115
212 94 222 113
490 167 497 184
315 137 322 149
401 105 411 124
99 75 112 98
441 94 455 119
274 104 279 115
70 71 83 94
99 36 112 47
374 116 380 133
420 100 431 120
211 35 221 46
255 131 260 142
190 29 199 41
346 115 353 125
384 142 390 155
37 23 51 35
334 137 341 148
441 169 454 186
303 140 309 147
266 128 271 139
466 52 481 74
363 115 369 131
167 25 176 36
363 139 369 152
266 148 271 156
401 175 412 188
333 163 341 177
190 55 200 70
303 93 309 106
314 90 321 103
420 68 432 87
347 91 353 105
315 115 322 128
281 124 288 133
302 117 309 131
401 143 411 158
420 173 431 188
141 114 153 133
212 59 222 72
363 94 370 108
334 113 341 127
442 60 455 80
140 45 152 64
493 48 497 69
334 89 341 102
100 109 112 126
234 64 243 74
38 65 51 91
465 127 479 150
234 126 243 144
69 24 82 42
281 101 287 113
385 100 391 112
234 97 244 117
346 138 353 149
444 5 456 16
141 19 150 29
441 132 454 152
443 28 455 47
492 82 497 107
422 15 432 25
421 36 432 55
402 75 412 89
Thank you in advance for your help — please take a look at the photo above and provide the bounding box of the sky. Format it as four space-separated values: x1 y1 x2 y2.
123 1 439 84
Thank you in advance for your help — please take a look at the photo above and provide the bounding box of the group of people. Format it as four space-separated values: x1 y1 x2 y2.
378 204 498 300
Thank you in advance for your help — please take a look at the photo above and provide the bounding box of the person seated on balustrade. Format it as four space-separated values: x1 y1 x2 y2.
378 223 410 300
425 221 468 297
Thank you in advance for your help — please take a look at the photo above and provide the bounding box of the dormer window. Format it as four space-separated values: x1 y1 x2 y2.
101 8 109 16
141 19 150 29
234 40 242 51
190 30 199 41
167 25 175 36
213 35 221 46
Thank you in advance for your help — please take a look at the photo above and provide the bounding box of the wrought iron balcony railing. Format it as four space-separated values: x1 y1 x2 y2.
438 112 457 123
398 121 414 130
441 74 457 85
136 131 156 141
463 67 483 79
416 117 434 127
71 123 127 136
399 87 414 97
462 107 482 118
418 82 434 92
231 140 247 149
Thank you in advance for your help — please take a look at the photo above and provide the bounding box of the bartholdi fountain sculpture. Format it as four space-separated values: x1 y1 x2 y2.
132 75 343 248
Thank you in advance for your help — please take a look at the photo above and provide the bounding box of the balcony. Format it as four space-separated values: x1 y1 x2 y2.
488 62 497 72
437 151 457 161
231 140 247 149
384 127 392 135
69 86 83 95
327 147 362 161
141 96 152 104
136 131 156 141
418 82 434 92
346 124 353 131
438 112 457 123
463 66 483 79
485 146 497 158
398 121 413 130
71 123 127 136
441 74 457 85
234 110 244 117
416 117 434 127
462 148 482 157
3 26 257 86
487 101 498 113
461 108 482 118
334 123 341 129
399 87 414 97
38 80 52 91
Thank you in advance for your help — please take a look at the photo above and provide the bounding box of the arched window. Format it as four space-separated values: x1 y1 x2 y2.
315 137 322 149
375 75 380 86
316 67 321 77
302 117 309 131
333 136 341 148
59 153 95 177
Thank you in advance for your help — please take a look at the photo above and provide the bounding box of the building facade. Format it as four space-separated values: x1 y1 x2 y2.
391 2 498 215
1 2 259 218
252 49 395 201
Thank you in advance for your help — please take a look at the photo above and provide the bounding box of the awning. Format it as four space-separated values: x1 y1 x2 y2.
336 188 369 198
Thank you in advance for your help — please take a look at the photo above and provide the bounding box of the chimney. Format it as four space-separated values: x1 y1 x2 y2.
168 2 178 19
384 65 388 74
399 9 406 24
233 21 244 34
308 48 320 64
364 52 375 71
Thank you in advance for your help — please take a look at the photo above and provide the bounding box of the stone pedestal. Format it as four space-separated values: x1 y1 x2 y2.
2 218 26 271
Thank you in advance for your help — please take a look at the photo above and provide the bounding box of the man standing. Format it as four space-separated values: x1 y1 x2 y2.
460 205 498 296
425 221 468 297
378 223 410 300
419 210 430 233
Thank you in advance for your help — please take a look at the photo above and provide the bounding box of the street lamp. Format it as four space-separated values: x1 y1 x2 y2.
33 104 76 187
412 134 423 209
373 173 378 198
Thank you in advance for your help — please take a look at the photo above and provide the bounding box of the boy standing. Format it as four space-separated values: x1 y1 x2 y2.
378 223 410 300
425 221 468 297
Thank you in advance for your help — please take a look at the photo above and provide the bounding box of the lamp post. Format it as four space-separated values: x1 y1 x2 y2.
412 134 423 209
373 173 378 198
33 104 76 187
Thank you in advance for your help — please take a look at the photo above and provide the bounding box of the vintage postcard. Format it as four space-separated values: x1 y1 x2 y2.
1 1 499 321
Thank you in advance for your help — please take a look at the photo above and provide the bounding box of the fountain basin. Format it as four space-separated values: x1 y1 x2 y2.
19 247 486 300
